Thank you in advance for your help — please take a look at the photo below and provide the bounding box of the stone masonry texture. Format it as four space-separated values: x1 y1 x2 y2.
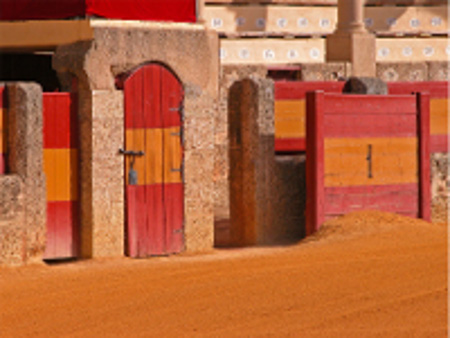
53 21 219 255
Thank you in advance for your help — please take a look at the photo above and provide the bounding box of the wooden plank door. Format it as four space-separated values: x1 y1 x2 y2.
124 64 184 257
43 93 79 259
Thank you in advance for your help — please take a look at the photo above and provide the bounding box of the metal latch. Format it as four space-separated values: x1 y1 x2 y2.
119 148 145 185
366 144 373 178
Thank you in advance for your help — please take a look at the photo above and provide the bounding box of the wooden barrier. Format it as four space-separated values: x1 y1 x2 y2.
43 92 79 259
388 81 448 152
0 86 5 174
275 81 448 153
305 91 430 235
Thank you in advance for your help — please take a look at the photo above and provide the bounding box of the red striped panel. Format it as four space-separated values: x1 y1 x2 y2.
388 81 448 98
43 93 77 149
323 113 417 138
305 91 325 236
275 81 344 100
126 185 146 257
145 184 165 256
43 92 79 259
275 138 306 152
324 184 419 216
161 67 183 128
125 64 163 129
431 135 448 153
322 94 417 115
44 201 79 259
417 93 431 222
164 183 184 254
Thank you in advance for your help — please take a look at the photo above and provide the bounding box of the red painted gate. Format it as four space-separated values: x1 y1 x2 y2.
306 91 430 235
123 64 184 257
43 92 79 259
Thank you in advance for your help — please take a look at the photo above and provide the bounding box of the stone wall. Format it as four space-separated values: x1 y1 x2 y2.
0 83 46 265
297 61 449 82
53 21 219 256
431 153 448 224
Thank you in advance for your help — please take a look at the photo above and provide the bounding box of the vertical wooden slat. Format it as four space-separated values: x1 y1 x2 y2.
417 92 431 222
161 65 184 253
306 91 324 235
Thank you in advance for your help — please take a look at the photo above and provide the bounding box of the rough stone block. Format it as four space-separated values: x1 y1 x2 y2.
428 62 450 81
299 62 352 81
377 62 428 82
343 77 388 95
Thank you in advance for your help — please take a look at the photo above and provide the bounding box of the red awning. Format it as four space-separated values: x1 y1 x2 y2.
0 0 196 22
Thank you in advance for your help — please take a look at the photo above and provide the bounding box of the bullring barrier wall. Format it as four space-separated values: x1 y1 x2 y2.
305 91 431 235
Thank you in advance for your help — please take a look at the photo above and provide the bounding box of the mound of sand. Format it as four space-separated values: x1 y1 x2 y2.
304 210 443 244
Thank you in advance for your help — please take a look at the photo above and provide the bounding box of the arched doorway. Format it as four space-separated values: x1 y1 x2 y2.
122 63 184 257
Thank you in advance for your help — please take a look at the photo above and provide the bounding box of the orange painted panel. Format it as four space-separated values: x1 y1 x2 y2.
126 128 167 185
44 149 78 201
163 127 183 184
145 128 163 185
430 98 448 135
125 129 146 186
324 137 418 187
275 100 305 139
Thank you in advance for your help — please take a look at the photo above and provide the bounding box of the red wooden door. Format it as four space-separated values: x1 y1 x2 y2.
124 64 184 257
43 92 79 259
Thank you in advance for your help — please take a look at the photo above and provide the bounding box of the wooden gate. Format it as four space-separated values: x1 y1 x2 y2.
306 91 430 235
43 92 79 259
123 64 184 257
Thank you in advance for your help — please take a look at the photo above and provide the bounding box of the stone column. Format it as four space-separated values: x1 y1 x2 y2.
326 0 376 77
197 0 205 24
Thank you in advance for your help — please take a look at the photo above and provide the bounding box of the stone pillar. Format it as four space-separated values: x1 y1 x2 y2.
326 0 376 77
197 0 205 24
228 78 275 246
0 83 46 265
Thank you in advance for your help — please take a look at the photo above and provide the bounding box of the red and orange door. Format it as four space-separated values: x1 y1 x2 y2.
123 63 184 258
43 93 79 259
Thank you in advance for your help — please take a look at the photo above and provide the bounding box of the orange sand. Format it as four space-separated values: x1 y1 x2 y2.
0 211 447 337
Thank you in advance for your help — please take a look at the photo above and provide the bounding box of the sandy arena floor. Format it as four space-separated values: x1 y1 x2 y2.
0 211 447 337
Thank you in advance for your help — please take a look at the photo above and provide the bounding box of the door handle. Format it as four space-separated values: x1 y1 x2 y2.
119 148 144 156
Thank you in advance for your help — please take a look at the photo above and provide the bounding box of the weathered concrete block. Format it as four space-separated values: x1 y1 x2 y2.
428 62 450 81
376 62 428 82
299 62 352 81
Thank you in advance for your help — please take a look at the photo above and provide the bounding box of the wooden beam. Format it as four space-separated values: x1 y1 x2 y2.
0 20 93 51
